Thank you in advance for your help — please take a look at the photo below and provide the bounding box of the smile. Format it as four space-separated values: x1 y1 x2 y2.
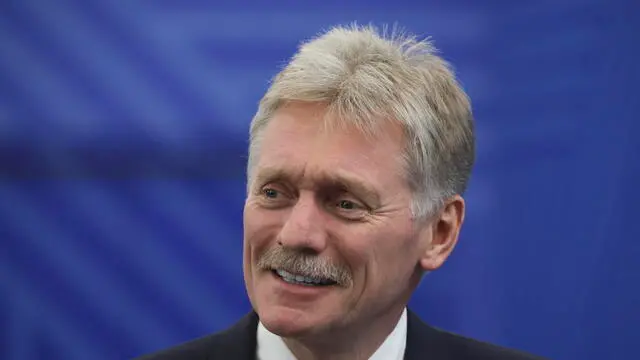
273 269 337 286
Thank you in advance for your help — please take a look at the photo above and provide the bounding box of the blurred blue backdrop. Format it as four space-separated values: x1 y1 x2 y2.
1 0 639 359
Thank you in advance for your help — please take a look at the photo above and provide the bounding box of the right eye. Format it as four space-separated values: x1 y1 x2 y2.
257 186 291 209
263 188 279 199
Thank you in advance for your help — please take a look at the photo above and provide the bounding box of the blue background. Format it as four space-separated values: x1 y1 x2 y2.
1 1 639 359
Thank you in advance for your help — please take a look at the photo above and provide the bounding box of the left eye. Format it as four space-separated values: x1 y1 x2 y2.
332 198 368 220
337 200 357 210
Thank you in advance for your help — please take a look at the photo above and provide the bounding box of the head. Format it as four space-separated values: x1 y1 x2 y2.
242 24 475 341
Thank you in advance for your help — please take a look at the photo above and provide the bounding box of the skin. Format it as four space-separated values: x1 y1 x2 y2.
243 101 465 360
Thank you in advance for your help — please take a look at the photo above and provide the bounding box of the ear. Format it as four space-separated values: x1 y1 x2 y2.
419 195 465 271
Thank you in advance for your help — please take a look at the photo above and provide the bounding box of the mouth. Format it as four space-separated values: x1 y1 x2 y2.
272 269 338 287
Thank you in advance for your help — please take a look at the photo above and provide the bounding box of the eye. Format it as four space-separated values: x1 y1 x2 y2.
263 188 279 199
337 199 357 210
257 186 292 209
332 197 368 221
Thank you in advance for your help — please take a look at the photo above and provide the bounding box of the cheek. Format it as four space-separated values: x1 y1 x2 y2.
243 208 276 295
243 205 283 257
366 228 418 283
243 206 263 263
327 223 370 262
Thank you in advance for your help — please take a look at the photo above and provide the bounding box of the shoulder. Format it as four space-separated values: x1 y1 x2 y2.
134 312 258 360
406 310 546 360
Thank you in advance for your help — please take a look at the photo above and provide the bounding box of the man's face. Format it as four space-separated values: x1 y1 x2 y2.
243 102 431 338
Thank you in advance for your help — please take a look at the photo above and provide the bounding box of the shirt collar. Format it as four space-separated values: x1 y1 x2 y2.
256 308 408 360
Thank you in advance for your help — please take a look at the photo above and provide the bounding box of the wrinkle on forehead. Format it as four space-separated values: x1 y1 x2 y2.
249 102 408 192
276 100 405 146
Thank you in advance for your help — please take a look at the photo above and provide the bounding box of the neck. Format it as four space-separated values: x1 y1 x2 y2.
282 306 406 360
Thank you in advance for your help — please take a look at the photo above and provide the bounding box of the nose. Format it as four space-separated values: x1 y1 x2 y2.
277 193 328 253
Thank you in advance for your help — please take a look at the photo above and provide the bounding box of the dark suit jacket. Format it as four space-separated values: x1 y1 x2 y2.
136 310 544 359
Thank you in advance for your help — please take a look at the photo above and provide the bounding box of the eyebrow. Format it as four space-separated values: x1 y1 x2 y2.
252 167 298 188
252 166 381 205
319 172 381 205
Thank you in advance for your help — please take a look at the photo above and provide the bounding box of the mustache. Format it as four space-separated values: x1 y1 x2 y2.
256 246 352 287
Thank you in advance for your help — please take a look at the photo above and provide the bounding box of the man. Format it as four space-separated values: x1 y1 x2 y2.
138 24 543 360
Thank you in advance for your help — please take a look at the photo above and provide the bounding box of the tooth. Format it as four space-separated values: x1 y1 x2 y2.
275 269 331 286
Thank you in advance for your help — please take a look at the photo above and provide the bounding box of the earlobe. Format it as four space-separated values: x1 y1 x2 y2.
419 195 465 271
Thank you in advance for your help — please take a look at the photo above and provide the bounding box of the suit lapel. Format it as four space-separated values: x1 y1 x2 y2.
404 309 451 360
209 311 259 360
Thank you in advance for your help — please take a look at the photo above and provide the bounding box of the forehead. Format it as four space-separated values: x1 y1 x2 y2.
253 102 407 187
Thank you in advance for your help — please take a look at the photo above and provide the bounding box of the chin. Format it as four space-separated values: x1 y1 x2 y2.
258 303 333 338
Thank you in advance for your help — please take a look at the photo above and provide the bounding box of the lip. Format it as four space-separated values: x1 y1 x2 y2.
269 270 337 298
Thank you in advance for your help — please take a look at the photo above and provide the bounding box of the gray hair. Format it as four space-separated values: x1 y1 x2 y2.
247 23 475 218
